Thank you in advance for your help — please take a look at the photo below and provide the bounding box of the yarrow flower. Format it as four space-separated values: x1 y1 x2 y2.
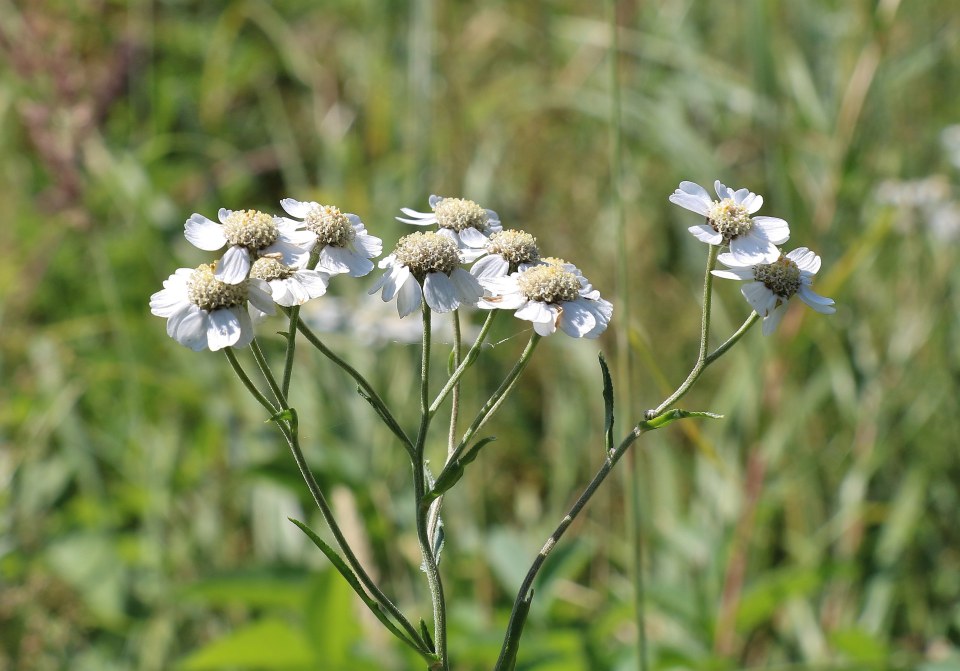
369 231 485 317
149 262 275 351
712 247 836 335
397 195 502 261
280 198 382 276
669 180 789 263
249 254 330 308
470 229 541 279
478 259 612 338
185 208 314 284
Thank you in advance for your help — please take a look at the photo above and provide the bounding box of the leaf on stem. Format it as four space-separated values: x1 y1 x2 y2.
423 436 497 506
268 408 297 428
598 353 615 453
419 619 436 654
287 518 426 655
640 408 723 431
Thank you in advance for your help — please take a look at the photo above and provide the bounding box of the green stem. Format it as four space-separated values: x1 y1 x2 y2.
413 303 448 668
646 244 720 418
250 339 287 410
222 348 429 656
429 310 498 416
294 313 415 459
493 418 660 671
281 305 300 398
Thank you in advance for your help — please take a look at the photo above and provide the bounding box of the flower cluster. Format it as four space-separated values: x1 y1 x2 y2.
152 199 382 350
670 179 835 334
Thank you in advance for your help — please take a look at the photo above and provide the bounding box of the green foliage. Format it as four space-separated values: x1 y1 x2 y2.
2 0 959 669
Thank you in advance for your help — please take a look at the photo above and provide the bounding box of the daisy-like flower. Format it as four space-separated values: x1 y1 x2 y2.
279 199 382 276
249 254 330 308
369 231 484 317
669 180 790 263
478 259 613 338
397 195 502 261
470 229 541 279
150 262 276 351
712 247 836 336
184 208 314 284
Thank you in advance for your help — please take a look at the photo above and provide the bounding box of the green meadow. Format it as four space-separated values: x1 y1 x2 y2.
2 1 959 669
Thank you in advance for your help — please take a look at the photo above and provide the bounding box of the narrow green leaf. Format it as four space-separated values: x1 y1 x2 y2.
424 436 498 506
419 619 436 653
598 353 615 452
267 408 294 424
640 408 723 431
287 518 423 654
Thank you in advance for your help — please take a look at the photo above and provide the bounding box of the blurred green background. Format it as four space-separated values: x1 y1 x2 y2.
3 0 960 669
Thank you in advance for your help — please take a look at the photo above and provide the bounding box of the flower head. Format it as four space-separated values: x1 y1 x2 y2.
712 247 836 335
280 198 382 276
470 229 541 279
397 195 502 261
369 231 485 317
669 180 789 263
249 254 330 308
149 263 275 351
184 208 314 284
479 259 612 338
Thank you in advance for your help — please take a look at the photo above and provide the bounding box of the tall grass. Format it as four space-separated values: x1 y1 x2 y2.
2 0 959 669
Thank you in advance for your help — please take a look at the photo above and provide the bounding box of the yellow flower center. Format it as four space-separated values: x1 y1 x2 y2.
250 256 294 282
707 199 753 240
187 263 249 311
304 205 356 248
517 264 581 304
222 210 279 249
754 256 801 298
434 198 489 233
393 232 460 278
487 230 539 268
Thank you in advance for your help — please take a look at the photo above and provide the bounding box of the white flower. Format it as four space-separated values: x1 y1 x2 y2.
712 247 836 335
369 231 485 317
150 263 276 351
279 199 382 276
184 208 314 284
249 254 330 308
478 259 613 338
397 195 502 261
669 180 789 263
470 229 541 279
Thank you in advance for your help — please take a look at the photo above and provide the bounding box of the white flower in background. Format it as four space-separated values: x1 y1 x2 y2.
397 195 502 261
669 180 789 263
478 259 612 338
184 208 314 284
150 263 275 351
279 199 382 276
712 247 835 336
369 231 484 317
470 229 541 279
249 254 330 308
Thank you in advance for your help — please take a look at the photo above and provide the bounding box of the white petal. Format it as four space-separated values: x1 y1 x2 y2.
583 299 613 338
423 272 460 313
741 192 764 214
206 308 243 351
711 268 753 281
428 195 443 208
231 307 256 348
729 234 779 264
787 247 820 273
753 216 790 245
396 214 437 225
248 280 276 315
217 208 232 224
458 227 489 248
479 292 527 310
449 268 484 304
669 181 713 216
741 282 777 316
184 214 227 251
271 279 298 306
280 198 313 218
396 275 423 317
266 240 311 267
533 318 558 336
352 232 383 258
319 246 374 277
716 252 752 269
471 255 510 279
558 300 597 338
150 284 188 317
296 270 330 298
688 225 723 245
515 301 555 325
714 181 733 200
171 305 209 351
382 265 411 301
281 229 318 251
215 246 251 284
762 303 788 336
399 207 435 220
798 285 836 313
